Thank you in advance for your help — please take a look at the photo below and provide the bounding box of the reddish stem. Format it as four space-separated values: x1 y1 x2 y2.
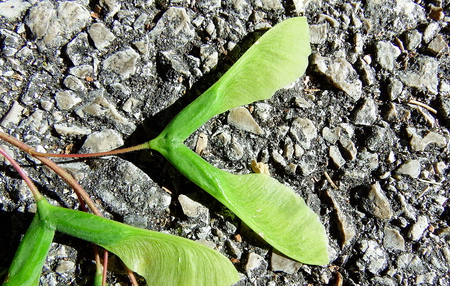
29 143 149 158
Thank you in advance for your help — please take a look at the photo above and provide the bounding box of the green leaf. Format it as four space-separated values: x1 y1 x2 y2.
158 17 311 142
3 206 55 286
148 142 329 265
37 199 239 286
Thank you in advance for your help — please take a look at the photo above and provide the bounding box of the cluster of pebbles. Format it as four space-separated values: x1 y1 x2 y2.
0 0 449 285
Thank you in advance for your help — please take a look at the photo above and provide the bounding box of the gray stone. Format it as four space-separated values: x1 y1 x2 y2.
63 75 85 92
228 107 263 135
196 0 221 13
0 0 31 20
383 226 405 251
367 182 393 220
357 58 376 86
313 55 362 101
366 126 395 153
427 34 447 56
133 37 149 56
54 124 91 136
309 23 328 45
270 251 302 274
329 145 346 169
200 44 218 73
290 118 317 149
360 240 387 274
69 65 93 79
159 51 191 78
408 129 447 152
178 194 210 223
272 150 286 167
26 1 91 48
103 48 140 79
376 41 401 70
325 189 356 247
0 101 24 127
257 0 283 10
55 260 75 274
396 159 421 178
352 98 377 126
100 0 120 18
398 56 439 94
405 29 422 51
298 151 318 176
148 8 195 51
226 240 242 259
387 78 403 101
416 272 437 284
322 126 341 144
81 129 123 153
339 138 357 160
228 142 244 161
245 252 265 275
423 22 440 43
88 23 116 50
408 215 428 241
133 13 148 31
254 103 273 121
397 253 424 273
66 33 91 66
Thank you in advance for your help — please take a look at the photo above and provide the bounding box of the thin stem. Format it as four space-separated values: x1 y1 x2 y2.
0 131 102 216
102 250 108 286
125 265 139 286
29 143 150 158
0 146 43 201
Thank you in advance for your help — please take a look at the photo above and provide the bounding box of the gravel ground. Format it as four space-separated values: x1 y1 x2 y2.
1 0 450 285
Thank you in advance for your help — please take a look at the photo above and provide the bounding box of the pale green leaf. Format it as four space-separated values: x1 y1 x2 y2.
148 142 329 265
3 209 55 286
159 17 311 141
38 200 239 286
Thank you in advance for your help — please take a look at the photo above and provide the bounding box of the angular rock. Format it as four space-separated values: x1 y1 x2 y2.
383 226 405 251
200 44 218 73
148 7 195 51
0 101 24 128
359 240 387 274
427 34 447 56
313 55 362 101
0 0 31 21
375 41 401 71
352 98 378 126
365 126 395 152
270 251 302 274
398 56 439 94
366 182 393 220
309 23 328 45
63 75 85 92
26 1 91 48
325 189 356 247
339 138 357 160
228 107 263 135
387 78 403 101
88 23 116 50
178 194 210 223
405 29 422 51
81 129 123 153
408 129 447 152
396 159 421 178
66 33 91 66
290 118 317 149
408 215 428 241
329 145 345 169
54 124 91 136
103 48 140 79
